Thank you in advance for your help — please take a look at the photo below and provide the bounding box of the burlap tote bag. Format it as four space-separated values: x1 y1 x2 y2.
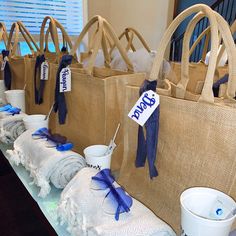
52 16 146 171
119 4 236 233
2 22 39 92
26 16 73 116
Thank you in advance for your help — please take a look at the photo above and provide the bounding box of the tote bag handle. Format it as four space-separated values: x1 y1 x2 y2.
40 16 60 55
181 12 236 101
16 21 40 54
217 19 236 65
0 22 8 48
44 19 73 53
110 27 151 53
149 4 219 103
70 15 134 74
7 23 20 55
176 11 220 99
189 26 210 62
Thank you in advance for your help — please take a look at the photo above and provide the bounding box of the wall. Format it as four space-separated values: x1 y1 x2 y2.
87 0 175 50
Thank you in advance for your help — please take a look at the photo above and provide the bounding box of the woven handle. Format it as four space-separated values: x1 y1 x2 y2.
181 12 236 101
70 15 134 74
40 16 60 55
16 21 40 54
0 22 8 47
217 19 236 65
110 27 151 53
7 22 20 55
189 26 210 61
149 4 219 103
176 11 219 100
45 19 73 53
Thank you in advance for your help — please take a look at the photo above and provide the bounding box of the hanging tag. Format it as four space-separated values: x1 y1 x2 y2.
1 59 7 71
40 61 49 80
59 66 71 92
128 90 159 126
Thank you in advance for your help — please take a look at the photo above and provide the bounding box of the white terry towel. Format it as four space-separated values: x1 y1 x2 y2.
58 167 176 236
0 113 26 144
6 130 86 198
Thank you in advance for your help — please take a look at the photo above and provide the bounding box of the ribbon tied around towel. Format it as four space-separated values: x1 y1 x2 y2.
32 127 73 151
0 104 21 115
91 168 133 221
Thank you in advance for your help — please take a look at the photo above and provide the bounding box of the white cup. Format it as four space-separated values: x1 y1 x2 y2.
23 114 48 131
83 145 112 170
4 89 25 112
0 80 6 103
180 187 236 236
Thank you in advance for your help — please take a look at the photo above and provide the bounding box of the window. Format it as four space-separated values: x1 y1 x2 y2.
0 0 86 55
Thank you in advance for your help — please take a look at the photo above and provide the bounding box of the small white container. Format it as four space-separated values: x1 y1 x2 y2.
23 114 48 131
84 145 112 170
4 89 25 112
180 187 236 236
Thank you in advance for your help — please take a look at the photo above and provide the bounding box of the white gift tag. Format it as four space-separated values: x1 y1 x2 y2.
128 90 159 126
1 59 6 71
40 61 49 80
59 66 71 92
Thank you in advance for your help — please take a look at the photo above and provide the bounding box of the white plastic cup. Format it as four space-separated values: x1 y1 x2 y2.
180 187 236 236
23 114 48 131
4 89 25 112
83 145 112 170
0 80 6 103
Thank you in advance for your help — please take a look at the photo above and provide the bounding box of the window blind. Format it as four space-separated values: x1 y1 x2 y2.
0 0 84 35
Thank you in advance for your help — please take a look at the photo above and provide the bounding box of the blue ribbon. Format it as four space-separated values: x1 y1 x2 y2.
0 104 12 112
34 54 46 104
0 104 21 115
91 169 133 221
54 55 73 124
212 74 229 97
2 50 12 90
32 127 73 151
135 80 159 179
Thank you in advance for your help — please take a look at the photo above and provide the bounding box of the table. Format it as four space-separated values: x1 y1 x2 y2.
0 143 70 236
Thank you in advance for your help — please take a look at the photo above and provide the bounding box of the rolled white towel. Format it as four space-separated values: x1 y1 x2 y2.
0 113 26 144
6 130 86 197
58 167 176 236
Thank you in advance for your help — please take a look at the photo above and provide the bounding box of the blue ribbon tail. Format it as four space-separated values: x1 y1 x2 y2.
34 55 46 104
145 106 159 179
2 50 11 90
135 79 159 179
54 55 73 124
135 125 147 167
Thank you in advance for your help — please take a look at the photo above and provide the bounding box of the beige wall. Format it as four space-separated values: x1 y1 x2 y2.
87 0 175 49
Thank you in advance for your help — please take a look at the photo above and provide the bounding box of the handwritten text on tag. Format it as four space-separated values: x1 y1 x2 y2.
1 59 6 71
128 90 159 126
40 61 49 80
60 67 71 92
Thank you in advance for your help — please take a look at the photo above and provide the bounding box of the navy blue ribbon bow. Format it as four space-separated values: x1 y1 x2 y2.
91 169 133 221
135 80 159 179
54 55 73 124
32 127 73 151
2 50 12 90
34 54 46 104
